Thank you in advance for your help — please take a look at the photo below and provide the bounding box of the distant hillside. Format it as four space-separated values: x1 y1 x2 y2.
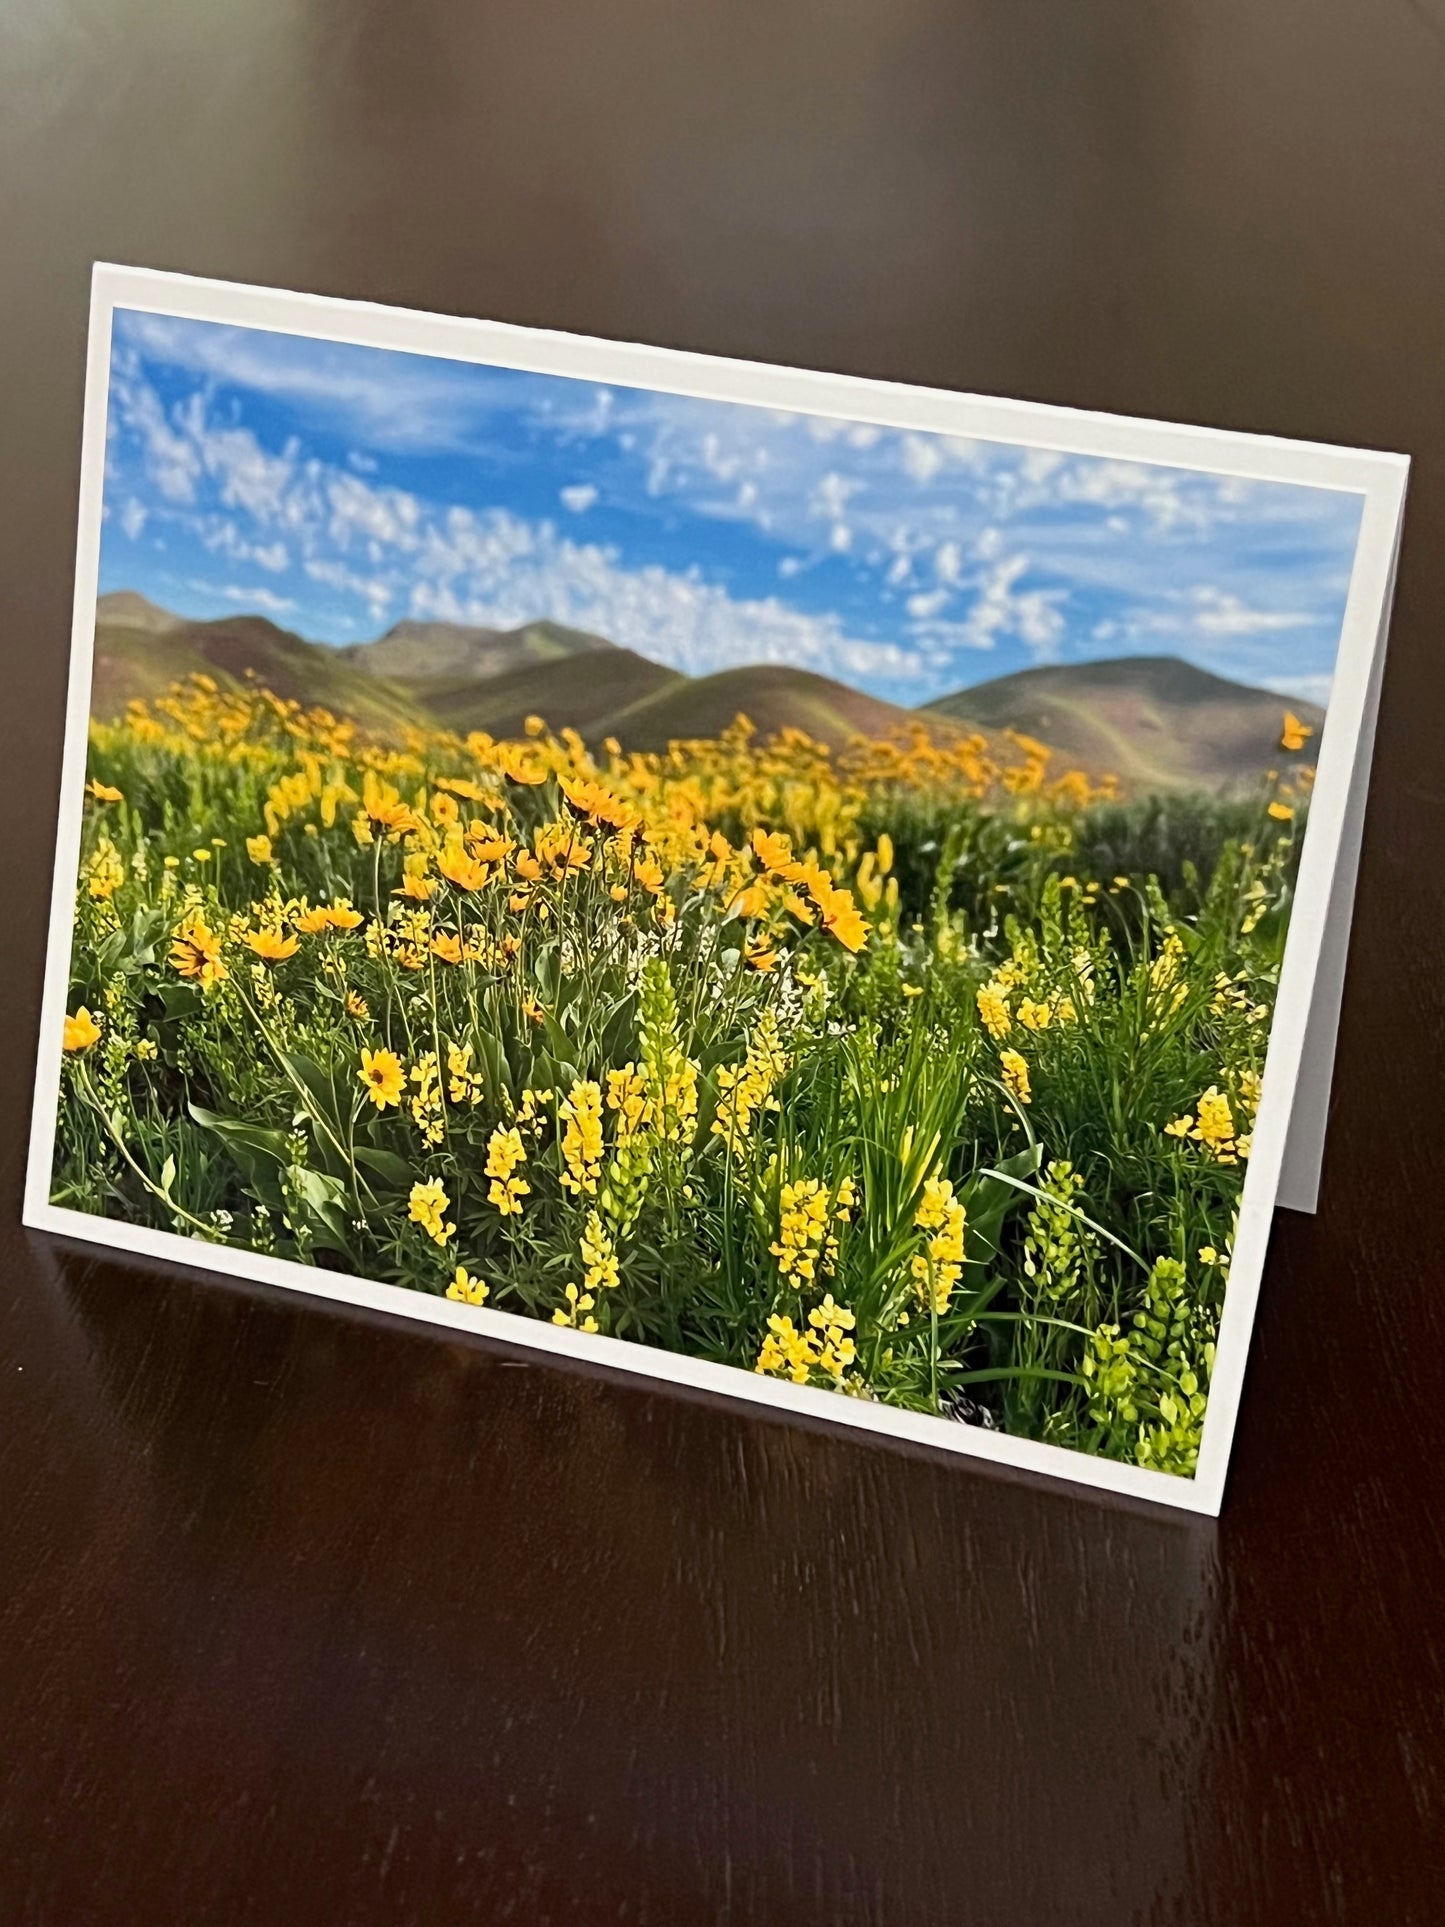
93 595 971 756
401 647 686 741
102 595 1314 784
96 590 183 635
599 664 954 755
93 600 433 736
343 617 617 683
924 655 1323 793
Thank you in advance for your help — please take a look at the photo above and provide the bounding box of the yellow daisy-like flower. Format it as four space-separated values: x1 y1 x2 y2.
170 914 227 987
245 834 273 864
243 928 299 963
359 1046 405 1110
345 990 370 1020
816 882 868 954
63 1006 102 1052
1267 800 1295 822
86 779 123 803
436 845 491 893
1280 710 1313 752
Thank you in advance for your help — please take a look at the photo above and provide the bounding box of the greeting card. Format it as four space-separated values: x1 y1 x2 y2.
26 266 1407 1510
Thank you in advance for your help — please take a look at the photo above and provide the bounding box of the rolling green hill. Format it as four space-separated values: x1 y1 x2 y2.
342 616 617 683
92 595 964 755
923 655 1323 793
93 596 434 736
596 663 955 754
399 647 686 741
99 596 1311 788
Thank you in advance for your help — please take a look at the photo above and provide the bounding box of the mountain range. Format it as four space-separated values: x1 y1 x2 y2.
92 592 1322 793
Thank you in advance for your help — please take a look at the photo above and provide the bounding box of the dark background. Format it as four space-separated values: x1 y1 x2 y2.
3 3 1443 1922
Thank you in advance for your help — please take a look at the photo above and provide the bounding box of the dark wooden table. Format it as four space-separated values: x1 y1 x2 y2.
3 5 1443 1921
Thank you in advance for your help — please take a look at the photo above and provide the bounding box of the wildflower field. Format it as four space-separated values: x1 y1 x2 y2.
55 675 1315 1477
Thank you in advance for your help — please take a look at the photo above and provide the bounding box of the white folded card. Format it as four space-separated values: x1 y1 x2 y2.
25 264 1407 1512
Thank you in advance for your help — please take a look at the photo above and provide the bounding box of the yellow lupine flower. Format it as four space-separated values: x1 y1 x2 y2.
559 1079 605 1195
407 1179 455 1246
976 980 1011 1040
485 1125 530 1217
446 1266 489 1306
1000 1049 1031 1106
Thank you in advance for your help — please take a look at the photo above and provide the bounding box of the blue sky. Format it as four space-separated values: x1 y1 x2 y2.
98 310 1365 708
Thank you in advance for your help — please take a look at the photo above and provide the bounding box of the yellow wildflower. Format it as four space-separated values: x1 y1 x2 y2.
407 1179 455 1246
245 834 273 864
359 1046 405 1110
170 913 227 986
446 1266 489 1306
243 928 298 963
976 980 1011 1040
770 1177 831 1285
1000 1049 1031 1106
63 1006 102 1052
436 845 491 892
552 1282 599 1331
86 779 123 803
1280 711 1313 752
911 1175 966 1315
87 838 125 901
559 1079 605 1195
580 1210 620 1292
485 1125 530 1217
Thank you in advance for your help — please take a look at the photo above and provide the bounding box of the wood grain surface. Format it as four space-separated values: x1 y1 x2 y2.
2 3 1442 1921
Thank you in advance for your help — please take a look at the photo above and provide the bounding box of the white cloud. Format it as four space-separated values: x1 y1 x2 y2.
113 370 201 503
120 498 148 540
1262 671 1334 707
934 540 964 585
210 584 297 616
403 503 919 686
907 589 950 620
105 329 1362 703
304 557 394 620
1188 587 1311 636
901 434 945 485
941 553 1067 656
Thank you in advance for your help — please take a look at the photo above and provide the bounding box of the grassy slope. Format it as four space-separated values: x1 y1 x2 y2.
925 655 1324 792
597 663 961 754
398 647 685 740
343 617 618 683
92 616 434 736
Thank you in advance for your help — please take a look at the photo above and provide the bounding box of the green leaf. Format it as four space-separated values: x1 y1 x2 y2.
352 1145 414 1190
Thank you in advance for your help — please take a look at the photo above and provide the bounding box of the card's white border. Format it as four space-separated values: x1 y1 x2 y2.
24 263 1411 1516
